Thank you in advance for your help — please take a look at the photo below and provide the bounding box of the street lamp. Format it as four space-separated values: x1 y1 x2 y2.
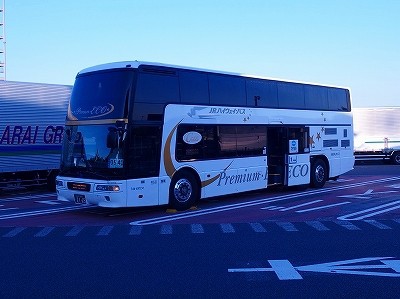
0 0 6 81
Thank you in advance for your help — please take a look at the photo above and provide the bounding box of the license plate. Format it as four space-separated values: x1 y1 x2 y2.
108 158 124 168
74 194 87 204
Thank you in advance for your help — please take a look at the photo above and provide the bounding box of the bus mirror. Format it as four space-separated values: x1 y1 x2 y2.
107 128 118 149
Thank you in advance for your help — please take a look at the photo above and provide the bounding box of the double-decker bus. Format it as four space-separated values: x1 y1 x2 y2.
56 61 354 210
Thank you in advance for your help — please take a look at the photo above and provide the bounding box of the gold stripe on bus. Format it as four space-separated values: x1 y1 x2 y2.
163 123 179 178
67 103 78 121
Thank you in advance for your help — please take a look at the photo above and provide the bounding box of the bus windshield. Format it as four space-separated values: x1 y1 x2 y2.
68 69 134 121
60 124 127 179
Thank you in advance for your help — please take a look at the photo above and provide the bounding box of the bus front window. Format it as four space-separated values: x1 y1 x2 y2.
60 124 127 178
68 69 134 121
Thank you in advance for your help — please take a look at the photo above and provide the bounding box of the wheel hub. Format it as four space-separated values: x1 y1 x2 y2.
315 165 325 182
173 178 192 203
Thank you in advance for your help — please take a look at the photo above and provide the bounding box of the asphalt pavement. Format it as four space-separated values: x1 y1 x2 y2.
0 163 399 298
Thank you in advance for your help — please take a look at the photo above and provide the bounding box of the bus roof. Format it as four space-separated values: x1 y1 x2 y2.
77 60 349 90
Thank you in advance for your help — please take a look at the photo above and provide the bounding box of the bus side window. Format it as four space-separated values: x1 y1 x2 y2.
288 128 309 153
176 125 203 161
277 82 305 109
135 72 179 104
179 71 209 104
304 85 329 110
202 126 220 159
219 126 237 158
328 88 349 111
246 79 278 108
176 125 221 161
236 126 267 156
208 74 246 106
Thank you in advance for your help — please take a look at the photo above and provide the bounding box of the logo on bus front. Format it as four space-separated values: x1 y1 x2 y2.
70 103 115 119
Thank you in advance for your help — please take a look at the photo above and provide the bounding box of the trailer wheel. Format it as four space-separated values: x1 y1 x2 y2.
391 151 400 165
47 170 57 191
169 170 199 211
310 159 327 188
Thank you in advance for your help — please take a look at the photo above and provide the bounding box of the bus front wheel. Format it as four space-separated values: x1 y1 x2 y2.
310 159 327 188
169 171 199 211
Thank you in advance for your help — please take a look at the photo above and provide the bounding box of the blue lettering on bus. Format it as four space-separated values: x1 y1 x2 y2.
209 108 246 115
217 169 267 186
288 164 309 178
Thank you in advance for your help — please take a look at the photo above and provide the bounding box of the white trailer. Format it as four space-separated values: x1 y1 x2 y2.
353 107 400 164
0 81 72 190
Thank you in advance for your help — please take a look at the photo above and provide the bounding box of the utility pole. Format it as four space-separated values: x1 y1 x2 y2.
0 0 6 81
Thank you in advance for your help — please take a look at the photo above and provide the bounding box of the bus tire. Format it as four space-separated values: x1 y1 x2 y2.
310 159 327 188
391 151 400 165
169 170 199 211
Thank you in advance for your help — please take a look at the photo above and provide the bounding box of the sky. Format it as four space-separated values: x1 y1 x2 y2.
3 0 399 108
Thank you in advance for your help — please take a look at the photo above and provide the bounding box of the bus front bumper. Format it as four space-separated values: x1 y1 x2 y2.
56 177 127 208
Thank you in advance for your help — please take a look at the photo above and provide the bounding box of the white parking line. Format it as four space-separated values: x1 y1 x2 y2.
364 220 392 230
129 225 143 235
35 227 55 237
260 205 279 210
279 200 323 211
386 184 400 189
66 225 85 237
249 222 267 233
276 222 298 232
97 226 114 236
35 200 61 205
2 227 26 237
297 202 351 213
130 176 400 226
337 200 400 220
220 223 235 233
191 223 205 234
160 224 173 235
296 201 351 213
0 193 56 202
306 221 330 231
0 205 90 220
334 220 361 230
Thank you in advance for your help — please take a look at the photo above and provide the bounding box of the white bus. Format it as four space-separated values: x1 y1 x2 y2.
56 61 354 210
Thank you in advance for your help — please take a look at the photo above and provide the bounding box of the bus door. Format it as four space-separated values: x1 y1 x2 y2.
267 127 286 185
286 127 310 186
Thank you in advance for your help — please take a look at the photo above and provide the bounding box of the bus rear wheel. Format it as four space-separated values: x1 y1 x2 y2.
310 159 327 188
169 170 199 211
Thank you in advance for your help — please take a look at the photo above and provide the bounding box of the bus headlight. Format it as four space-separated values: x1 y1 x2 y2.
55 180 64 187
95 184 120 192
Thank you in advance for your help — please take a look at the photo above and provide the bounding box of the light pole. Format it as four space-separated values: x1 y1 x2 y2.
0 0 6 81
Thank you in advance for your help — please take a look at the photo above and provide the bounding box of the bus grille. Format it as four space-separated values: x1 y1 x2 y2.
67 182 91 192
